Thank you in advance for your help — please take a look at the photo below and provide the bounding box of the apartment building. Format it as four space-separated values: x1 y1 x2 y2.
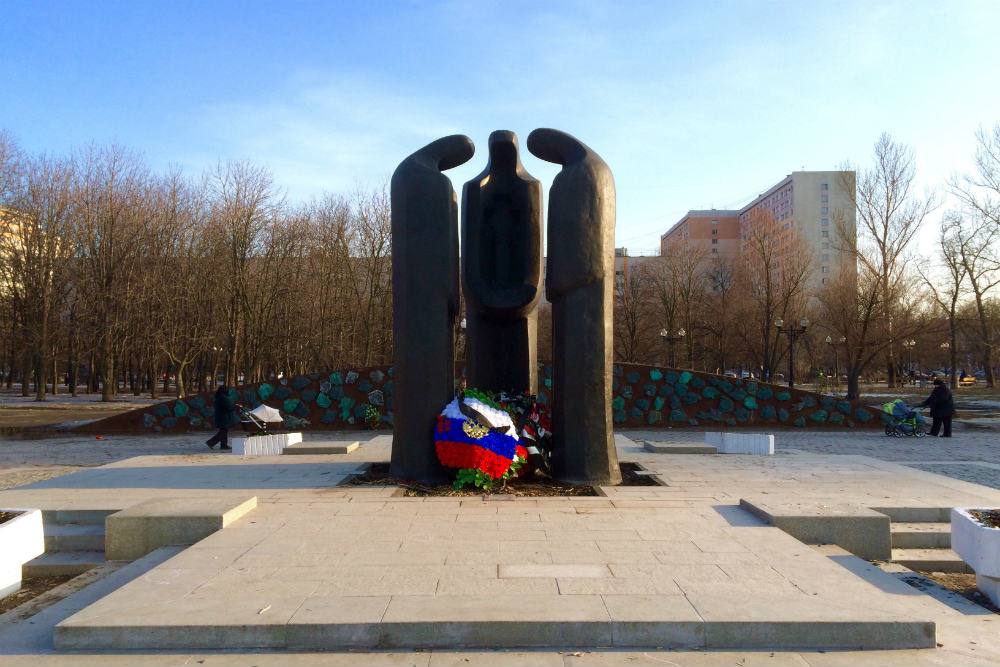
738 171 855 290
660 210 740 259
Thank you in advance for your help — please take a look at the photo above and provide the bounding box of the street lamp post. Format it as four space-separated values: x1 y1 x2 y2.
659 328 686 368
940 340 951 386
825 335 845 392
901 339 916 384
775 318 809 388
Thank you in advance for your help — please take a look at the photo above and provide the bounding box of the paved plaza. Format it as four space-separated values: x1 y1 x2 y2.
0 429 998 664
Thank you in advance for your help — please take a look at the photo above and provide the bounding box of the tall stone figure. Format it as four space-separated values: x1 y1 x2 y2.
462 131 543 394
390 135 475 481
528 128 622 485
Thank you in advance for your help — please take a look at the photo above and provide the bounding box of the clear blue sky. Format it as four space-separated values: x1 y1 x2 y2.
2 0 998 253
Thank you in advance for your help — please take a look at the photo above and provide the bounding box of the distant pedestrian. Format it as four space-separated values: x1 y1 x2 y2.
918 379 955 437
206 385 239 450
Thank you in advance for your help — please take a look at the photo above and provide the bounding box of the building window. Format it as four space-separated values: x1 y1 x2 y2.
712 248 718 253
712 239 718 245
822 266 828 273
822 230 829 238
821 207 829 214
822 277 828 284
821 218 829 226
822 242 829 249
712 229 718 235
821 194 828 203
711 220 718 225
822 254 830 261
821 183 829 191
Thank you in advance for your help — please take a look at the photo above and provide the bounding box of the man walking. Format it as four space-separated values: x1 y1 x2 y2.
919 378 955 437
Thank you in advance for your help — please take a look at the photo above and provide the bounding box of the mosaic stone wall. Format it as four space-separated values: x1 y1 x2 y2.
79 363 879 434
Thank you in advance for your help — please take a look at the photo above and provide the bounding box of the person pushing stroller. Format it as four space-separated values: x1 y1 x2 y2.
206 385 239 450
918 378 955 437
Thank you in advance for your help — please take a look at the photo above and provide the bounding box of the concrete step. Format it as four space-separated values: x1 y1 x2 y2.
873 507 950 523
41 509 117 526
644 441 717 454
283 441 359 455
891 547 972 574
23 551 105 578
44 523 106 552
890 522 951 549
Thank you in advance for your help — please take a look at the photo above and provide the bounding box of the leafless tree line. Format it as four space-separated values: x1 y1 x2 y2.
613 129 1000 399
0 132 392 400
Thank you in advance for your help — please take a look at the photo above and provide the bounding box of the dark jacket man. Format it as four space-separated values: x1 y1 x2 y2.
206 385 239 449
919 379 955 437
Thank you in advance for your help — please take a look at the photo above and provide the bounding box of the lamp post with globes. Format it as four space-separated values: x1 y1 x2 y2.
659 328 686 368
940 340 952 387
901 339 916 385
776 318 809 388
825 335 845 392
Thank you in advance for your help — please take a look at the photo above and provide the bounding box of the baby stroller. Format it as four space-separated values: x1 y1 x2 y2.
881 398 928 437
236 403 284 435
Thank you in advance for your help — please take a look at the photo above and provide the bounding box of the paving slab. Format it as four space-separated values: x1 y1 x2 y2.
283 441 360 455
644 441 718 454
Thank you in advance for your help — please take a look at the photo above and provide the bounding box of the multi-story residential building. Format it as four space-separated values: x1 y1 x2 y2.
738 171 855 290
660 210 740 260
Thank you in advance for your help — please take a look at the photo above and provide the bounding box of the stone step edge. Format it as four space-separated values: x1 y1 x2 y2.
891 548 972 574
23 551 106 578
53 618 935 651
282 442 360 455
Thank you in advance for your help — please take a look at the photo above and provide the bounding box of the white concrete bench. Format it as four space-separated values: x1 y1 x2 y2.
230 432 302 456
705 432 774 455
0 508 44 597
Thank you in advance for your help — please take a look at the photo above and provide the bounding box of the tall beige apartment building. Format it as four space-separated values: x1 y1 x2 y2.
660 171 856 292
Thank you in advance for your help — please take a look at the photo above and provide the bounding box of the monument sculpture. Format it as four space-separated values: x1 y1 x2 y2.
461 131 543 395
528 129 621 484
390 128 620 485
389 134 474 481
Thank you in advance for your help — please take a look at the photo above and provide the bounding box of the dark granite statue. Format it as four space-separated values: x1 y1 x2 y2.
527 128 621 485
390 135 474 481
461 131 543 394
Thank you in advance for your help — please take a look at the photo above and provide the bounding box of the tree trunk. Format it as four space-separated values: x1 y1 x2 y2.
846 369 860 400
149 363 158 400
34 354 46 402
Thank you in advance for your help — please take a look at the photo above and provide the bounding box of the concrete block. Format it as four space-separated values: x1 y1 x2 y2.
231 432 302 456
976 574 1000 607
283 441 360 455
105 496 257 561
951 507 1000 578
704 432 774 455
740 498 891 560
644 441 717 454
0 508 44 597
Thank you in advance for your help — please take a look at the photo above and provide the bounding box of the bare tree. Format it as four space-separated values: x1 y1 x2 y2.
838 133 936 388
950 213 1000 387
919 216 968 389
952 123 1000 230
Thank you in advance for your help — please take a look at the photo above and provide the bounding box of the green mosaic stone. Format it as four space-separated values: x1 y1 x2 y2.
793 417 806 427
242 390 259 407
161 417 177 428
670 395 681 410
725 418 736 426
654 396 665 410
316 392 331 409
329 386 344 400
658 384 674 396
649 369 663 381
743 396 758 410
339 397 355 420
380 413 393 426
330 372 343 385
258 383 274 401
309 373 319 380
294 401 310 417
648 410 662 424
665 371 679 384
735 407 749 422
154 404 170 418
675 383 687 396
621 385 633 399
821 396 836 411
142 413 156 428
626 371 640 384
189 414 202 427
369 370 385 383
688 419 699 426
776 391 791 401
284 398 300 413
201 406 215 418
544 378 552 389
719 397 734 413
228 389 239 403
829 412 844 424
630 407 643 419
730 389 747 401
678 371 692 384
383 381 393 396
189 396 206 409
669 409 687 422
636 398 650 411
710 377 732 393
321 409 339 424
854 408 873 423
801 395 816 408
837 400 852 415
613 410 627 423
274 386 291 400
153 425 163 432
690 376 705 390
746 381 758 395
537 392 548 404
757 386 773 400
355 404 371 420
612 378 619 392
682 392 700 405
760 405 776 419
810 410 828 423
778 408 789 421
612 396 625 411
368 390 384 406
643 382 657 397
358 379 372 393
301 389 316 403
544 364 553 378
345 371 359 384
173 401 188 417
292 375 310 390
702 386 719 399
613 365 623 377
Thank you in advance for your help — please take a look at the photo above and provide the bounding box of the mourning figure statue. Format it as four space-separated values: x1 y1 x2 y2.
462 130 543 395
389 134 474 481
